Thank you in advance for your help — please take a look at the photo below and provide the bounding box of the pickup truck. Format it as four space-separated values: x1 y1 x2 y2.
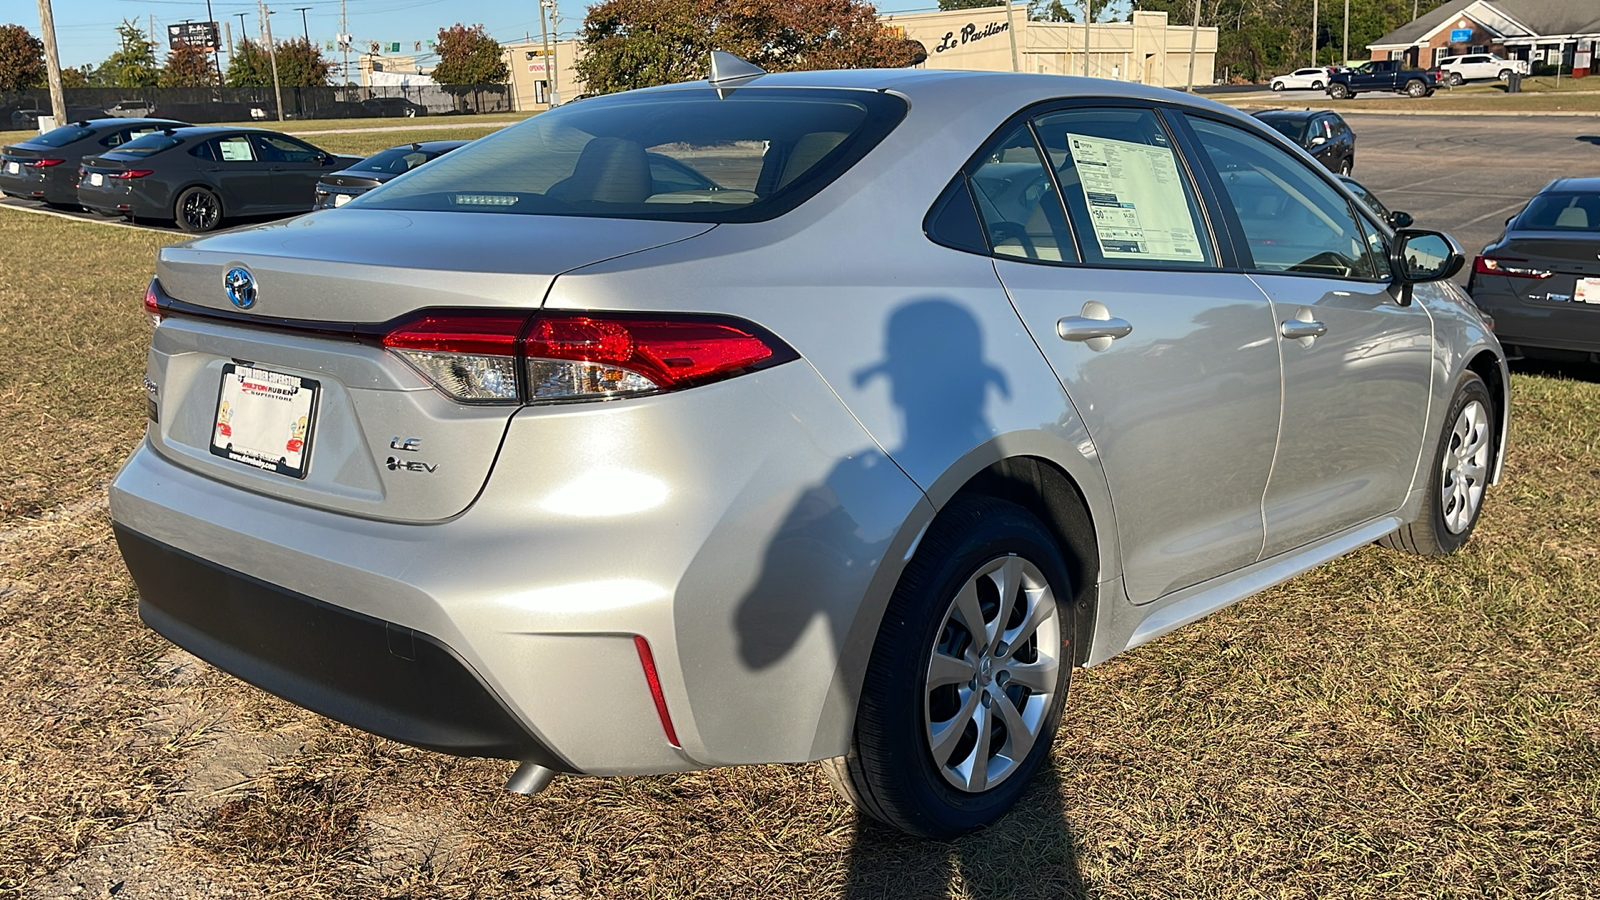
1326 59 1441 99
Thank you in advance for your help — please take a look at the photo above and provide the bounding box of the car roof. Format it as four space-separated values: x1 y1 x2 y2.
70 117 188 129
1251 109 1330 122
151 125 304 138
379 140 469 153
1544 177 1600 193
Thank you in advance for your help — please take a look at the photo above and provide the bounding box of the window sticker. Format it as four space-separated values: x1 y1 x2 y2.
219 137 253 161
1065 132 1205 262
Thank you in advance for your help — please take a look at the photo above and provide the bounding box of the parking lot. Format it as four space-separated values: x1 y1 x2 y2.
1 109 1598 898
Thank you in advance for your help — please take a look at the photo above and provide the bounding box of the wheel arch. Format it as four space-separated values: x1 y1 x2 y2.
939 455 1102 667
1464 347 1509 484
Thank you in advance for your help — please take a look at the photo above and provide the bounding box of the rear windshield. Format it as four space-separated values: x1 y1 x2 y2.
351 87 908 222
1514 192 1600 232
1258 117 1307 143
349 145 447 175
109 133 181 157
28 125 94 148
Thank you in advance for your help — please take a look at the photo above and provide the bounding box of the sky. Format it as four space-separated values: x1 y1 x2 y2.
31 0 969 73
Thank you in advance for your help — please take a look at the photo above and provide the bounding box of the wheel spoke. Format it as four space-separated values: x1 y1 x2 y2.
928 650 976 689
928 688 979 765
991 557 1025 640
950 579 988 646
957 702 992 792
1001 585 1054 653
1004 656 1058 693
992 689 1036 763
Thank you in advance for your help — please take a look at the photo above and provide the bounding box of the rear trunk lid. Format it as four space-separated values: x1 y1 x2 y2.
1498 232 1600 307
145 211 715 523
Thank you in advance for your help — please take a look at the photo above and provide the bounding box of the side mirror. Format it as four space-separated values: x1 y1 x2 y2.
1310 135 1328 146
1389 228 1465 306
1388 210 1414 229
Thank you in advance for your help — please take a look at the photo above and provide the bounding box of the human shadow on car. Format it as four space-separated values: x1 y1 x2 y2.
839 762 1089 899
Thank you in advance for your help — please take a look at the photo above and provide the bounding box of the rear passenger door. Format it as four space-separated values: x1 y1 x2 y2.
985 103 1284 604
1184 113 1432 557
199 134 276 213
251 134 332 211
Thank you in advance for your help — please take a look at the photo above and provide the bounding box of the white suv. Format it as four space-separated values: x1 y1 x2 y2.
1437 54 1528 85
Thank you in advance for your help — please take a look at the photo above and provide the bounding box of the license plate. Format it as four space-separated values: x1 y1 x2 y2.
333 192 352 207
210 364 319 479
4 162 17 175
89 172 103 186
1576 278 1600 305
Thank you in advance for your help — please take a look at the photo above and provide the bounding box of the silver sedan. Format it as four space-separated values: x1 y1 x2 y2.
110 56 1507 837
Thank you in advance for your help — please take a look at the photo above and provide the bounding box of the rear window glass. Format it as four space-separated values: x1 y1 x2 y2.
1513 192 1600 232
111 133 181 157
29 125 94 148
351 87 907 222
1257 117 1307 143
349 146 440 174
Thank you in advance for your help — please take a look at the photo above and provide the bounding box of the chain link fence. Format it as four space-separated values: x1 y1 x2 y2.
0 84 513 132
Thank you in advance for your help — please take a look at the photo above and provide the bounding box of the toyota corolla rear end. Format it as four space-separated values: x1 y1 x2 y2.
109 82 926 780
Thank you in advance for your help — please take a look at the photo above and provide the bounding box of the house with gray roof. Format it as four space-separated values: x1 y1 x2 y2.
1366 0 1600 73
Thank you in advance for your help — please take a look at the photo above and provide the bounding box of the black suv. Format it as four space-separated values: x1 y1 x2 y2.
1251 109 1356 175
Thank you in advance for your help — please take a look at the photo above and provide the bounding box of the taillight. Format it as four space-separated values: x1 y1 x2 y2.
1473 256 1551 279
143 277 162 325
24 158 65 168
109 169 154 179
381 310 790 404
381 313 526 402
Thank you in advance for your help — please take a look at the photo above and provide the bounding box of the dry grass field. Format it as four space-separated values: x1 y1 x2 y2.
0 193 1597 899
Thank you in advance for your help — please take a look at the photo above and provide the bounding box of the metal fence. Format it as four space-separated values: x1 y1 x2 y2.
0 84 513 131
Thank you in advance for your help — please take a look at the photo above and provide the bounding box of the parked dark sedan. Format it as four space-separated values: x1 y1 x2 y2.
1469 177 1600 360
0 118 186 206
361 97 428 118
1251 109 1355 175
77 126 360 232
313 140 469 209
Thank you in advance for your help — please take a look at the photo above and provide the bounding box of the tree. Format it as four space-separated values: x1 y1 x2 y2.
161 42 217 87
0 23 45 91
1029 0 1075 22
577 0 923 95
431 23 508 85
99 20 159 88
60 66 92 89
227 37 331 87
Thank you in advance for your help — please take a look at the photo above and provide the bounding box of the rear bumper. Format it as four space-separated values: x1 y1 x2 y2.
1470 282 1600 353
116 523 570 767
78 178 168 217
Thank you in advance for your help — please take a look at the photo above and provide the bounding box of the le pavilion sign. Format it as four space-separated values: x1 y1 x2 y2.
934 19 1011 54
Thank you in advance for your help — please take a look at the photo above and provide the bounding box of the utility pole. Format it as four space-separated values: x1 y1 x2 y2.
260 0 284 121
1082 0 1091 77
35 0 65 131
340 0 349 89
295 7 311 43
1185 0 1200 91
1311 0 1319 66
205 0 223 85
1342 0 1349 66
548 0 562 105
538 0 553 106
235 11 248 56
1004 0 1019 72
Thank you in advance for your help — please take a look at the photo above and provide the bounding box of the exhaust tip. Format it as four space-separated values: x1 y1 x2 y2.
506 762 557 795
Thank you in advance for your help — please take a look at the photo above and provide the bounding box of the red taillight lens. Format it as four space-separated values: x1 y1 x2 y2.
1473 256 1551 279
382 313 527 402
380 310 787 404
109 169 154 179
144 278 162 324
523 314 775 401
24 158 66 168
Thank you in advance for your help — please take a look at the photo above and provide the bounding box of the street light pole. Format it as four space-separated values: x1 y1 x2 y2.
205 0 223 85
295 7 311 44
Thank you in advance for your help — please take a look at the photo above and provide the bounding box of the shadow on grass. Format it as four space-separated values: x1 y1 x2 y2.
841 764 1088 900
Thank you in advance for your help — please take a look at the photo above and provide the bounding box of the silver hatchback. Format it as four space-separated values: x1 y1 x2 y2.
110 59 1507 837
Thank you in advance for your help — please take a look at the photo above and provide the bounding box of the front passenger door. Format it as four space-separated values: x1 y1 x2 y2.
251 134 332 211
1186 114 1433 558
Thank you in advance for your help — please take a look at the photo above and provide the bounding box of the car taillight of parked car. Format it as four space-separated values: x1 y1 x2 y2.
381 310 788 404
143 278 163 326
108 169 154 179
1473 256 1552 279
24 158 66 168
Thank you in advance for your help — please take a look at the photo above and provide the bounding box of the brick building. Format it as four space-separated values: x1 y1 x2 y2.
1367 0 1599 75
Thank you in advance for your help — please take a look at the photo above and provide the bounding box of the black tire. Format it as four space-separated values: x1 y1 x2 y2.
1311 80 1324 90
1329 83 1350 99
175 185 223 233
1449 72 1464 86
1340 156 1353 176
1271 81 1285 91
1498 69 1513 81
404 107 417 118
823 496 1075 839
1380 372 1494 556
1405 79 1428 98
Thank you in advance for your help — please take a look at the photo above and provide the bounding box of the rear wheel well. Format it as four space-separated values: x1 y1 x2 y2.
945 456 1099 666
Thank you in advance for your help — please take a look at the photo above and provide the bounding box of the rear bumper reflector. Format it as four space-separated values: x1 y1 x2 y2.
633 635 681 748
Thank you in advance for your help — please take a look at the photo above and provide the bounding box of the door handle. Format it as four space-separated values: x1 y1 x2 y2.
1057 316 1134 342
1280 319 1328 340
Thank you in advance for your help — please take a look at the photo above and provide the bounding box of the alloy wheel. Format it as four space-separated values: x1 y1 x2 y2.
1441 399 1490 534
923 555 1061 793
182 191 219 231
